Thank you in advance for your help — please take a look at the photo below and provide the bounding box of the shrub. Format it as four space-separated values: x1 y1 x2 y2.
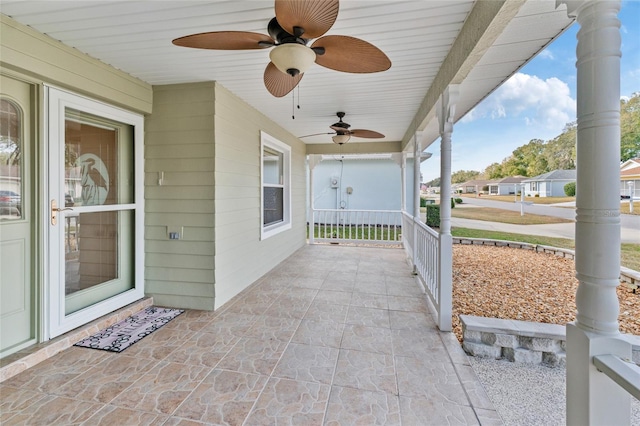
426 204 440 227
564 181 576 196
454 198 463 204
451 197 456 209
535 194 540 197
420 197 428 207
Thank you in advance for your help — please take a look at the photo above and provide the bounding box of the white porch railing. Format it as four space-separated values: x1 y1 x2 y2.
402 211 452 331
308 209 402 245
593 354 640 400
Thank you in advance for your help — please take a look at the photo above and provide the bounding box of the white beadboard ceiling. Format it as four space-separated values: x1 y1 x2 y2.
0 0 573 149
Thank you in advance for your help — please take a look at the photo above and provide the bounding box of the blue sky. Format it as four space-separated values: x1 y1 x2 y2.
422 1 640 183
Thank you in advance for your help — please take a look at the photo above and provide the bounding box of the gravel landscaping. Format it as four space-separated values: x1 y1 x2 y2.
452 244 640 342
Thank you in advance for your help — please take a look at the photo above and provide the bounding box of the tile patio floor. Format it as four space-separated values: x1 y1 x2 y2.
0 244 501 425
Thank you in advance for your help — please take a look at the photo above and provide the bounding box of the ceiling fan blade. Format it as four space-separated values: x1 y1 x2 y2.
275 0 339 39
349 129 385 139
312 36 391 73
172 31 274 50
299 132 335 138
330 125 349 133
264 62 303 97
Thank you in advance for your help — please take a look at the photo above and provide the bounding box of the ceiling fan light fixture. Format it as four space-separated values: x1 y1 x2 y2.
269 43 316 76
332 134 351 144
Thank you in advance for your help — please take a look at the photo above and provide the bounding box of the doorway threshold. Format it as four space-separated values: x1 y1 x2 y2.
0 297 153 383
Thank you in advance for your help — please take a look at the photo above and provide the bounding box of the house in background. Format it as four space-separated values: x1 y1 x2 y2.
620 158 640 199
487 176 527 195
455 179 493 194
522 169 577 197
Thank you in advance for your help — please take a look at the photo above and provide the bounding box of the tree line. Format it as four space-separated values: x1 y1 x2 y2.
426 93 639 186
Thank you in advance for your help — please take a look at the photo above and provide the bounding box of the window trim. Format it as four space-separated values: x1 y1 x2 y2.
260 131 291 240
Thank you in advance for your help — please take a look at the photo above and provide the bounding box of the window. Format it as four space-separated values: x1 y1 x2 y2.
261 132 291 239
0 99 23 220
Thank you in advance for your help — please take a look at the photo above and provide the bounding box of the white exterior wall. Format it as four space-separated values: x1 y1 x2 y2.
310 158 413 214
551 180 572 196
498 183 519 195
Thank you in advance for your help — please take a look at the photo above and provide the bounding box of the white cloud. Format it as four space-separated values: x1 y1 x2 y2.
461 73 576 133
538 50 555 60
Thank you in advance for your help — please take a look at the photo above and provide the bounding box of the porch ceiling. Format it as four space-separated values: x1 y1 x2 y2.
0 0 572 151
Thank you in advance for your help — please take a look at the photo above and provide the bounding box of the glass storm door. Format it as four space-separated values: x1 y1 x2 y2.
47 87 143 338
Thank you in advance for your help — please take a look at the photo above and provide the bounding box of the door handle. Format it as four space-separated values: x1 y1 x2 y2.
51 199 73 226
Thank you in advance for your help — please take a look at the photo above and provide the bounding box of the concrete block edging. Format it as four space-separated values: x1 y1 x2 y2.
460 314 640 367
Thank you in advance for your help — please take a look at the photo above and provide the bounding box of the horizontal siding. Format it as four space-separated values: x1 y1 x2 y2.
145 143 215 160
145 253 213 270
151 294 213 311
145 199 215 214
143 172 215 187
145 240 215 256
145 186 214 200
146 225 214 242
145 213 214 228
146 268 214 285
213 83 307 309
144 82 216 310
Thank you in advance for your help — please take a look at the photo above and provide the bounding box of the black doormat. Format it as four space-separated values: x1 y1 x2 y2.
74 306 184 353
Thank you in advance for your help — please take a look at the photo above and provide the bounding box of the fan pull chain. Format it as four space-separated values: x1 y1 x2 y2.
291 85 301 120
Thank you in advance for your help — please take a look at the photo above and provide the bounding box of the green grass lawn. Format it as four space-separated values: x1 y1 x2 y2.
450 207 572 225
309 225 401 241
459 194 576 204
620 201 640 215
452 227 640 271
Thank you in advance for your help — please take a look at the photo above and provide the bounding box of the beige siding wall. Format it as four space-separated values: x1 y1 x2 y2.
145 83 216 310
145 82 306 310
0 15 152 113
213 83 306 308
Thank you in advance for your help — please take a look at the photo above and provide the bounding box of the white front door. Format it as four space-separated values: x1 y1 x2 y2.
0 75 35 357
47 87 144 338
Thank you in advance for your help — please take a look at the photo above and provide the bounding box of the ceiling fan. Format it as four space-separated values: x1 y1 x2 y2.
172 0 391 97
300 112 385 144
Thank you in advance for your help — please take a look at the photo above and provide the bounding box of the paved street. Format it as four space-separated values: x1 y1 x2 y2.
453 197 640 244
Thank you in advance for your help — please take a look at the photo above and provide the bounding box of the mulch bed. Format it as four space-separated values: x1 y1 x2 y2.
452 245 639 342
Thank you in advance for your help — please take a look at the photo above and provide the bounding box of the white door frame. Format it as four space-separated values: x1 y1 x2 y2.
45 86 144 339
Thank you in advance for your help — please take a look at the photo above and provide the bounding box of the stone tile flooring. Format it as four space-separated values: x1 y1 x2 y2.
0 245 501 425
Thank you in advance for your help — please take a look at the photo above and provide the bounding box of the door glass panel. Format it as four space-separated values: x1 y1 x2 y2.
0 99 23 220
63 108 134 315
65 210 134 315
65 108 134 206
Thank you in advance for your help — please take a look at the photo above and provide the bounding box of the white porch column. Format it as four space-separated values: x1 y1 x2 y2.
559 1 632 425
400 153 407 212
413 133 421 219
411 133 421 274
435 85 458 332
308 155 322 245
390 153 406 212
